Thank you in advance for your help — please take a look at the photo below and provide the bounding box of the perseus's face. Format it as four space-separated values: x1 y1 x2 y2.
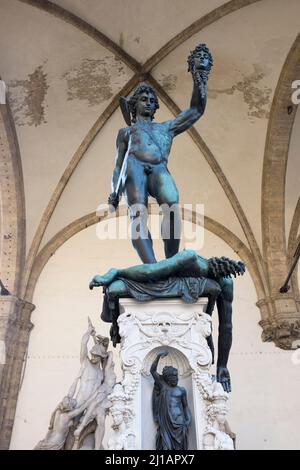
194 50 210 71
136 92 156 119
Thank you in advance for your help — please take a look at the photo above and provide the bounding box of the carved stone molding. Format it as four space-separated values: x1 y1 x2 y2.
203 382 234 450
107 383 136 450
260 318 300 350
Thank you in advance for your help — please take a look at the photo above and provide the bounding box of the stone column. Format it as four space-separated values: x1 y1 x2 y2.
0 79 28 449
260 38 300 349
0 296 34 449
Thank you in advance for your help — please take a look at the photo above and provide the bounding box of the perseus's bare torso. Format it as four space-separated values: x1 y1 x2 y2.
124 122 173 165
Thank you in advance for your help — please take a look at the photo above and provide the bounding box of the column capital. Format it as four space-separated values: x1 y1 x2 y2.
15 299 35 332
0 296 35 332
257 293 300 349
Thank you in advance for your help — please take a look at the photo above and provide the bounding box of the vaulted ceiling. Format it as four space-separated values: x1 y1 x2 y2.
0 0 299 299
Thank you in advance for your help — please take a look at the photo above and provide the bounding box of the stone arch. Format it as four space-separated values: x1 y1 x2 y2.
0 86 30 450
0 92 26 296
260 34 300 347
288 199 300 301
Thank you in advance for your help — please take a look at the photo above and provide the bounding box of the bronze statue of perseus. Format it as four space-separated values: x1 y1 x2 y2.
90 44 247 393
108 44 213 264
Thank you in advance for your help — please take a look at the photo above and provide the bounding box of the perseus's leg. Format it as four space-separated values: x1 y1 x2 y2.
148 167 181 259
125 157 156 264
129 203 156 264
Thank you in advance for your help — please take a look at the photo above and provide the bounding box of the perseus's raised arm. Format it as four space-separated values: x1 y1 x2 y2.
168 82 206 137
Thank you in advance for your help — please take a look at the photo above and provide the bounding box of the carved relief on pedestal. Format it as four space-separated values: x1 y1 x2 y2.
118 304 213 368
107 384 136 450
203 382 235 450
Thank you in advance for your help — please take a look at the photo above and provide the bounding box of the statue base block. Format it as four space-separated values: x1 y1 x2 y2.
107 297 220 450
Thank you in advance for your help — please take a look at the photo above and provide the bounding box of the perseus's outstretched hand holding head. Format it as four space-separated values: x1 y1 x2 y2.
187 43 213 97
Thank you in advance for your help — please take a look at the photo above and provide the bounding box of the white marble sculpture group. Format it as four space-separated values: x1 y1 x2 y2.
36 300 235 450
35 318 116 450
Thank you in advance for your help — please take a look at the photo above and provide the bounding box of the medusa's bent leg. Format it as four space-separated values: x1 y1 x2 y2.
117 249 200 282
90 249 201 290
203 278 222 315
107 280 128 298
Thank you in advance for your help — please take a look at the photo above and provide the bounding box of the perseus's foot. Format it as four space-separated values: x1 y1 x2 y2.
89 268 118 289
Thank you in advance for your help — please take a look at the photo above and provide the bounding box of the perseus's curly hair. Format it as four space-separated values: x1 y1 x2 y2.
187 43 213 73
128 84 159 123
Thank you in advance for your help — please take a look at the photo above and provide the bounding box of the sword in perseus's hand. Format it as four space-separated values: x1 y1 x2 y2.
108 96 132 213
108 153 128 213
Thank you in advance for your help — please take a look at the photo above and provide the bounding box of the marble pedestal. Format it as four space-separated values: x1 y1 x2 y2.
108 298 218 450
